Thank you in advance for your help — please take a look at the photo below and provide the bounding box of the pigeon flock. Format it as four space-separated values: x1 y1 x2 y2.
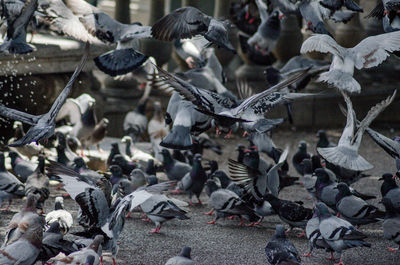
0 0 400 264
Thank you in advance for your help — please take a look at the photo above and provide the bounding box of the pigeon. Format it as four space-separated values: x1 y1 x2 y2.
364 127 400 162
264 193 313 235
72 157 102 186
335 182 385 225
123 99 148 142
265 224 301 265
8 121 44 159
210 169 231 189
301 32 400 93
121 136 156 164
52 235 103 265
24 155 50 212
160 149 192 181
315 202 371 265
151 6 236 53
64 0 152 76
247 0 282 55
207 188 258 225
81 117 109 151
292 140 311 175
0 152 25 210
366 0 400 33
320 0 363 13
8 151 36 182
380 173 400 208
111 154 138 176
45 197 73 234
107 142 122 167
174 37 208 69
316 129 335 148
155 64 311 135
177 153 207 205
303 211 333 257
147 101 169 161
56 93 97 143
129 168 147 191
36 221 82 264
0 236 42 265
165 246 194 265
381 197 400 252
0 0 37 54
0 43 89 146
317 90 396 171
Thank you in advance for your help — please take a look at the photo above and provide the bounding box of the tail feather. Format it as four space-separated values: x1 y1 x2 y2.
0 40 34 54
94 48 148 76
344 0 363 12
160 125 192 150
318 70 361 93
317 146 373 171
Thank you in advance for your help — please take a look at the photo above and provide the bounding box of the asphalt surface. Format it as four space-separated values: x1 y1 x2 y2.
0 129 399 265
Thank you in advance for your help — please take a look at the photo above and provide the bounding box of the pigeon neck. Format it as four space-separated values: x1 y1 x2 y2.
54 201 63 210
381 179 398 197
125 141 132 157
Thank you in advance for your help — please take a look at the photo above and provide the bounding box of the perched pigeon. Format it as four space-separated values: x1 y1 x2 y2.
45 197 73 234
24 155 50 212
335 182 385 225
315 202 371 265
0 0 37 54
165 246 195 265
64 0 152 76
178 154 207 205
265 224 301 265
292 140 311 175
0 152 25 210
8 151 36 182
161 149 192 181
0 43 89 146
381 197 400 252
380 173 400 208
317 90 396 171
301 33 400 93
152 6 236 53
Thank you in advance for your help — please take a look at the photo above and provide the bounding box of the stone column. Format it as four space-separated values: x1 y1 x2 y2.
335 0 366 47
273 15 303 67
141 0 172 66
115 0 131 23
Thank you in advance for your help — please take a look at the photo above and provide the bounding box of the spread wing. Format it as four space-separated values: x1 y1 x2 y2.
300 34 345 59
151 7 210 41
351 30 400 69
0 104 41 125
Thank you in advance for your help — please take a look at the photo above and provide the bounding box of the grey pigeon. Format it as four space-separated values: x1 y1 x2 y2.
0 152 25 210
304 211 333 257
265 224 301 265
178 154 207 205
315 202 371 265
316 130 335 148
161 149 192 181
317 90 395 171
64 0 152 76
366 0 400 32
0 43 89 146
207 188 258 225
292 140 311 175
335 182 385 226
247 0 281 55
0 0 37 54
320 0 363 12
301 33 400 93
165 246 195 265
174 37 208 69
381 197 400 252
152 6 235 53
380 173 400 208
8 151 36 182
25 155 50 212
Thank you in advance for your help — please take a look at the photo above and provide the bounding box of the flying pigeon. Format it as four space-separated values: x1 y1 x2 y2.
366 0 400 33
301 32 400 93
0 43 89 146
151 6 236 53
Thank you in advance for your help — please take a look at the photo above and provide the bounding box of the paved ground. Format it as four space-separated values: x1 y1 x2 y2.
0 129 399 265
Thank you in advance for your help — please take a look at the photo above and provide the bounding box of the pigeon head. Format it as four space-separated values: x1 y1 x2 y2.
111 142 120 151
274 224 286 238
311 155 322 170
89 235 104 252
316 130 326 138
298 141 307 151
379 173 395 182
130 168 145 180
243 149 260 170
109 165 123 176
205 179 220 196
47 221 61 234
84 255 96 265
314 168 330 183
54 196 64 210
25 194 38 210
180 246 192 259
121 136 132 145
315 202 332 219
